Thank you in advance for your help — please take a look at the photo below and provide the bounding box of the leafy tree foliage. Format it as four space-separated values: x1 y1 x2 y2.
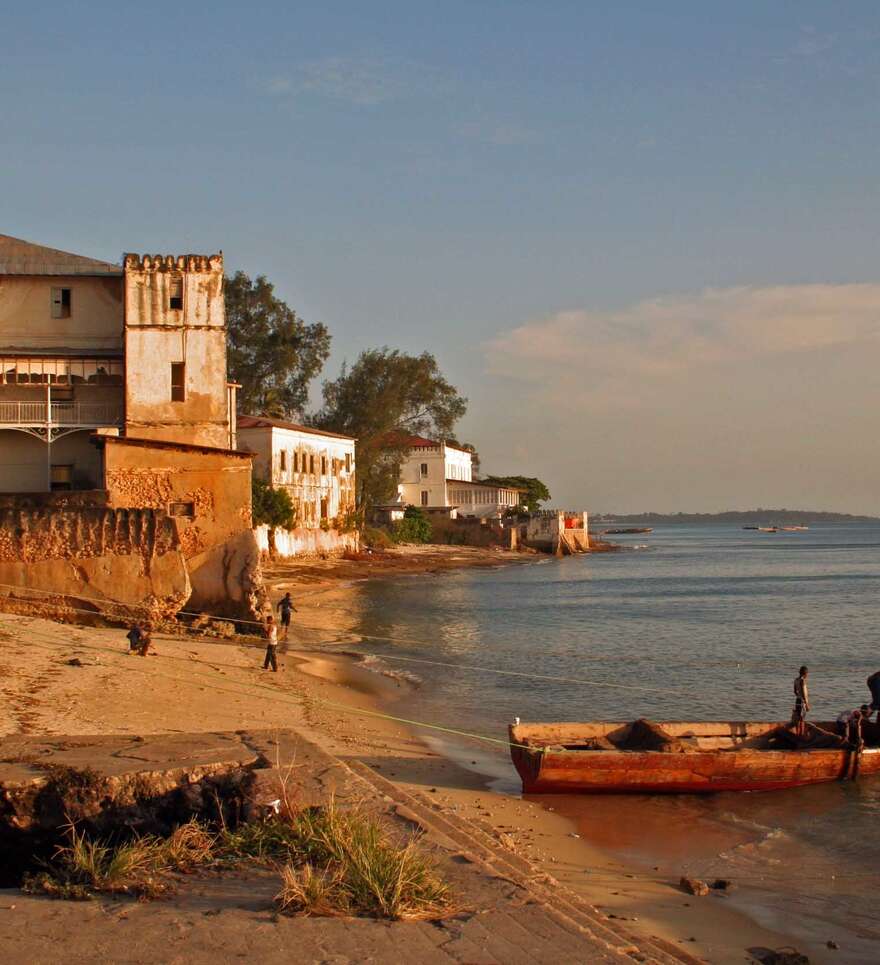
251 477 295 555
226 271 331 419
312 349 467 512
392 505 433 544
482 475 551 512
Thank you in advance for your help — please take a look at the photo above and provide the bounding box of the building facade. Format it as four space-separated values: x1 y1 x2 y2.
395 436 521 519
238 415 358 556
0 234 259 620
0 236 237 493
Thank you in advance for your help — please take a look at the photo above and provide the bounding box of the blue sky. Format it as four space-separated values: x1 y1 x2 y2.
5 3 880 511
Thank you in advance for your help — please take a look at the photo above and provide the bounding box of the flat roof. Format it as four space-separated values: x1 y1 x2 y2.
446 478 526 492
0 234 123 276
237 414 356 442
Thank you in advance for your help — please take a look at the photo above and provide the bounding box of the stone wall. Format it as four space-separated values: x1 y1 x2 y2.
0 502 190 622
102 436 264 619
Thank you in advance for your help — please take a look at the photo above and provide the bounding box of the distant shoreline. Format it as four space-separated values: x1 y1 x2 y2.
593 510 878 524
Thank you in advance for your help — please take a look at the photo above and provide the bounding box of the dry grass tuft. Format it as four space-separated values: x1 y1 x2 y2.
275 863 347 916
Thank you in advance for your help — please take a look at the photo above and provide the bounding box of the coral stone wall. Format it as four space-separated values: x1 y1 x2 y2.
0 503 190 621
102 436 263 619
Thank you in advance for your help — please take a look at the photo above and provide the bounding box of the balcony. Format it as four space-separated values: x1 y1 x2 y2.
0 401 123 428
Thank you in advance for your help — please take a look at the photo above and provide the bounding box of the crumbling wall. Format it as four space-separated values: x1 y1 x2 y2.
102 436 264 619
0 504 190 622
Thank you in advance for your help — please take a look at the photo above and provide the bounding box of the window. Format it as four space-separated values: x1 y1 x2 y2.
170 362 186 401
293 451 299 472
345 452 351 472
321 456 327 475
168 501 195 517
310 454 315 475
420 462 428 478
280 450 287 472
169 275 183 310
320 497 328 519
421 490 429 506
50 464 73 491
51 288 71 319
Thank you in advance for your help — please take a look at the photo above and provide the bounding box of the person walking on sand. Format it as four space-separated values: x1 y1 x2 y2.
791 665 810 736
276 592 296 641
263 615 279 672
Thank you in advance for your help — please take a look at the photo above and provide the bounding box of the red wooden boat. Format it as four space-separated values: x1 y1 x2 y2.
508 719 880 794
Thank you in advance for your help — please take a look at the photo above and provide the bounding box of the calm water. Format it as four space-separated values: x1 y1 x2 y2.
329 524 880 959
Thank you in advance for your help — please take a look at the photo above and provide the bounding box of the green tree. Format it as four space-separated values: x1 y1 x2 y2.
251 477 296 555
392 505 433 544
482 475 551 512
312 348 467 513
226 271 331 419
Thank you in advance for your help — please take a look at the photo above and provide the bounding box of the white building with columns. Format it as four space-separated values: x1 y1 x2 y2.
396 435 522 519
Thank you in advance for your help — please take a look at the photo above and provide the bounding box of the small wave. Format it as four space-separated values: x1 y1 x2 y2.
358 653 423 687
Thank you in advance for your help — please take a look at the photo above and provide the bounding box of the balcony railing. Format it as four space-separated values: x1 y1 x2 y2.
0 401 124 427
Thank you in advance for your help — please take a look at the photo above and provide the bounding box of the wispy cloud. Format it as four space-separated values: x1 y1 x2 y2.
257 55 446 107
487 284 880 408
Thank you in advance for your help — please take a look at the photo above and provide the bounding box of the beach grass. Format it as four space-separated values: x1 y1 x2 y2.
23 801 451 920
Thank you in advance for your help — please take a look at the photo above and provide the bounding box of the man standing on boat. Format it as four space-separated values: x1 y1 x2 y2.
866 671 880 719
791 666 810 736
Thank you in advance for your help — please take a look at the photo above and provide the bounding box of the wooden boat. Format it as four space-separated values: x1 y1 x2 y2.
508 720 880 794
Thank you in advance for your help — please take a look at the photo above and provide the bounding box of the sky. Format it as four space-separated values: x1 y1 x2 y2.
4 2 879 512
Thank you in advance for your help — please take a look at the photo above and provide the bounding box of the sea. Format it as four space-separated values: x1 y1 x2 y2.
323 523 880 960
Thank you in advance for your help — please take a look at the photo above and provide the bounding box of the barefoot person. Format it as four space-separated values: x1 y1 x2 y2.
276 592 296 642
791 666 810 737
263 615 279 672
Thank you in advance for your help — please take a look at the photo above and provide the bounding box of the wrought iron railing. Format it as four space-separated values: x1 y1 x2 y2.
0 401 123 426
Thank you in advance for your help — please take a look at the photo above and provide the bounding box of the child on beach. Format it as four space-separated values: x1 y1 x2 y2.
263 615 279 672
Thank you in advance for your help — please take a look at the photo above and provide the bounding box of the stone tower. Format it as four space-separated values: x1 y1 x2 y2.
122 253 233 449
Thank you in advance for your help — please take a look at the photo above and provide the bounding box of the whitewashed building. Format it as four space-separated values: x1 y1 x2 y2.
396 435 522 519
238 415 358 556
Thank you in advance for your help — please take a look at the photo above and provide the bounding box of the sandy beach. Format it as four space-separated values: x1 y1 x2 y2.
0 546 826 964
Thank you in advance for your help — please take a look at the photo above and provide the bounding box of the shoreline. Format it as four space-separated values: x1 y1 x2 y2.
0 545 829 963
278 548 826 965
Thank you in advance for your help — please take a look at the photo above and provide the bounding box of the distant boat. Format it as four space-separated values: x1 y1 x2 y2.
742 526 759 530
757 526 778 532
603 527 653 535
508 720 880 794
781 525 809 531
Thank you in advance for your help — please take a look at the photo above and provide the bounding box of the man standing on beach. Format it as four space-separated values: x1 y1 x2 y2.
263 615 279 672
792 666 810 736
276 592 296 642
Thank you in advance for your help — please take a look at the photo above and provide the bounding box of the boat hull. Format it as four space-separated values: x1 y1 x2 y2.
508 721 880 794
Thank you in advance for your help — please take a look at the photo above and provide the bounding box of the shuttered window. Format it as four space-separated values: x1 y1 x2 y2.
170 362 186 401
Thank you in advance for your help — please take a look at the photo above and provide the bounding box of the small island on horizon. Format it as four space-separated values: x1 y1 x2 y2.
592 509 879 524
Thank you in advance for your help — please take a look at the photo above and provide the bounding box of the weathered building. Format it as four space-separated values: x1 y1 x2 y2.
446 479 523 518
0 234 260 621
238 415 358 556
